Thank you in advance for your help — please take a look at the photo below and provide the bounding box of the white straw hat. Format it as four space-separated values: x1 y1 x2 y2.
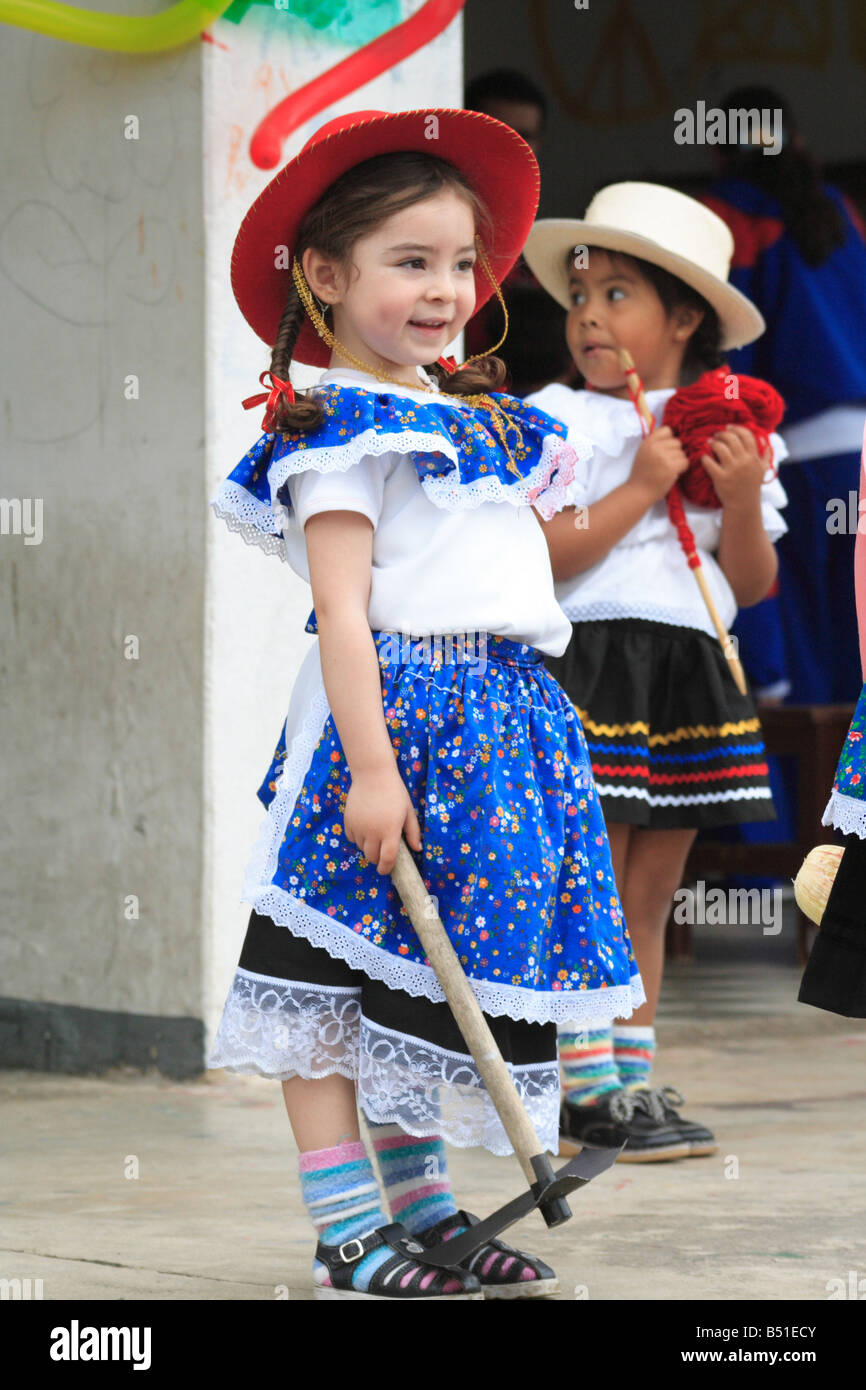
523 182 765 350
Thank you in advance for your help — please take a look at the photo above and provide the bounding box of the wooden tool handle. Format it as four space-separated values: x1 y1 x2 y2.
691 567 748 695
390 839 547 1186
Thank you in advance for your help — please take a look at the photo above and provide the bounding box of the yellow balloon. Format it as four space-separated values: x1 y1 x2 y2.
0 0 231 52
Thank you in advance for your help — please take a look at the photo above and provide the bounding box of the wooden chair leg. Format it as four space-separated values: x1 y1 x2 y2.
796 905 817 968
664 903 694 963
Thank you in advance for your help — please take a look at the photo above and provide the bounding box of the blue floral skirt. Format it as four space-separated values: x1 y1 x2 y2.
208 616 644 1153
823 680 866 838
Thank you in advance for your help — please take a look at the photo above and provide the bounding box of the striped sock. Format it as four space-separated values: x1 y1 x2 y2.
368 1123 459 1234
298 1140 392 1293
559 1023 622 1107
613 1024 657 1090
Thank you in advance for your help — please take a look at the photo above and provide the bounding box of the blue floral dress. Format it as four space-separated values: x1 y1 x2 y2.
206 379 645 1154
823 682 866 838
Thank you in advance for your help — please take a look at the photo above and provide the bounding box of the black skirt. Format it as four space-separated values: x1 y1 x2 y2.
208 908 559 1156
542 617 777 831
798 834 866 1018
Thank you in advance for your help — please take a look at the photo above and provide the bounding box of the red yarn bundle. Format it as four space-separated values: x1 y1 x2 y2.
661 367 786 508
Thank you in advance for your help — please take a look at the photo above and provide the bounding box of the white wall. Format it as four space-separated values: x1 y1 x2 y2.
1 31 206 1034
202 3 463 1050
0 1 462 1071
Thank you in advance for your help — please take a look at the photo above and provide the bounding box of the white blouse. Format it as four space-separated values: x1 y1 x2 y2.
524 383 789 638
282 368 576 657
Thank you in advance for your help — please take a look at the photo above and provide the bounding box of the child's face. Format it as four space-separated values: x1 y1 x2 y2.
305 189 478 385
565 249 694 395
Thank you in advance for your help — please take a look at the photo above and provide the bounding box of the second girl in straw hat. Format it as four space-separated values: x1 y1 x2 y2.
524 182 789 1163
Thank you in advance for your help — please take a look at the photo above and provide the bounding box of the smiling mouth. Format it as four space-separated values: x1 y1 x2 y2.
410 319 450 330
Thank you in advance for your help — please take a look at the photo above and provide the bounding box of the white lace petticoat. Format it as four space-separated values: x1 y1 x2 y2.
207 967 561 1156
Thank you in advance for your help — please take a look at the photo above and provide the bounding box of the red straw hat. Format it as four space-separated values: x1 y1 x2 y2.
230 107 540 367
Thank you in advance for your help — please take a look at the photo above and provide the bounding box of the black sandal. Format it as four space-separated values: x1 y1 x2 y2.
416 1210 559 1299
313 1222 483 1300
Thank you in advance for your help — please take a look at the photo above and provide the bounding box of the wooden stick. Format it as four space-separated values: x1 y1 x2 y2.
618 349 748 696
390 839 547 1189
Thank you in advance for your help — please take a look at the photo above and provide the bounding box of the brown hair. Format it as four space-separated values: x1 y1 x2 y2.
267 150 506 432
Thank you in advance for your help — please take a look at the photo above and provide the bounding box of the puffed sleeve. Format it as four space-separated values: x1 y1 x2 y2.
523 382 593 508
278 454 391 581
285 452 387 531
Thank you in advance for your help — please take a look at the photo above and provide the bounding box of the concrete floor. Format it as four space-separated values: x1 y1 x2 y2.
3 906 866 1302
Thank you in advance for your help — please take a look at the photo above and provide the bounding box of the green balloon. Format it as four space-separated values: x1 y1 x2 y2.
222 0 400 44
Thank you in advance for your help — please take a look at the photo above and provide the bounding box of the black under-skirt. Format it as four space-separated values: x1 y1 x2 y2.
542 617 777 831
209 908 559 1155
798 833 866 1018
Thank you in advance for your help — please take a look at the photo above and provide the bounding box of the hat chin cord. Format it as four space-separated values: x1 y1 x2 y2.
290 243 526 473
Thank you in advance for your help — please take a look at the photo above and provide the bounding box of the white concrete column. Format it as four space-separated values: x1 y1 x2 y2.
0 2 462 1075
200 3 463 1053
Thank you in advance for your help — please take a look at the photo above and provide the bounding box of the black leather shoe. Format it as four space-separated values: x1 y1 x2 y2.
558 1088 691 1162
313 1221 483 1299
636 1086 718 1156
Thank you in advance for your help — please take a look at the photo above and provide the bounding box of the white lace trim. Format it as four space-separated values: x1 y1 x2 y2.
822 789 866 838
211 482 288 561
596 783 772 806
558 597 723 640
210 421 592 562
419 427 590 521
206 969 561 1154
237 667 646 1025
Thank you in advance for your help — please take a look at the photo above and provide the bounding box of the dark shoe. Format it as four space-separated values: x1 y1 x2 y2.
635 1086 718 1157
416 1209 558 1299
558 1088 691 1162
313 1222 483 1300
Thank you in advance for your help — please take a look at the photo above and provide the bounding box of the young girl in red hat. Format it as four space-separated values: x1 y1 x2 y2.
523 183 789 1164
206 109 644 1300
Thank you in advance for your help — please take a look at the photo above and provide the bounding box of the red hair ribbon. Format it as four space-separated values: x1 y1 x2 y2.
436 355 458 373
242 370 296 433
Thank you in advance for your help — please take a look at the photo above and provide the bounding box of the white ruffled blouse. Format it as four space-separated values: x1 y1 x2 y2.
524 383 790 639
212 367 593 658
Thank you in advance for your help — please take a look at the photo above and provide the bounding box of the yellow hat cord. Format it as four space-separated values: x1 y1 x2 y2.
290 240 525 475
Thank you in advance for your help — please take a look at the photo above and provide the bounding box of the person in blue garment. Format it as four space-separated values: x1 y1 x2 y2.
702 86 866 843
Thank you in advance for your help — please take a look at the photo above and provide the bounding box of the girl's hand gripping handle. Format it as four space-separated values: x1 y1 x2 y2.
343 765 423 876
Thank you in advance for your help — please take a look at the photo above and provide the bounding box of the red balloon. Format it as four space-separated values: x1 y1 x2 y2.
250 0 467 170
